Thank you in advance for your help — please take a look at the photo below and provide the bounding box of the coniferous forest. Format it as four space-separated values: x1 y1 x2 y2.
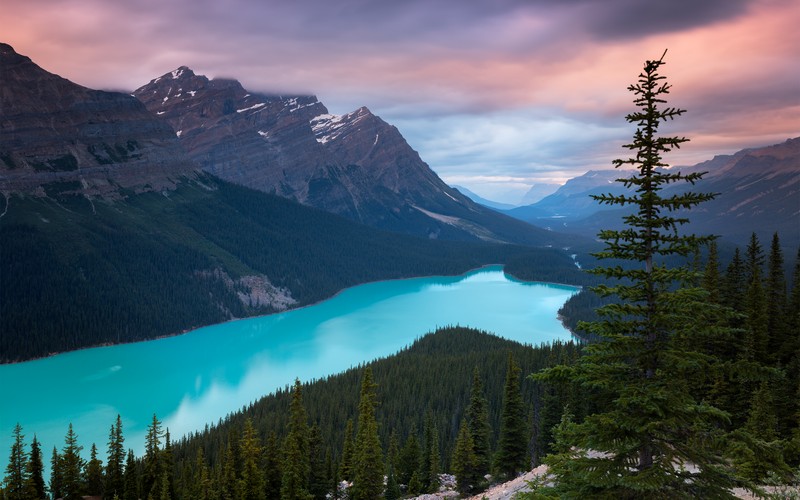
3 54 799 500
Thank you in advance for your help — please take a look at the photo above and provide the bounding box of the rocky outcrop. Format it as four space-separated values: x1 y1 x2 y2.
133 68 572 246
0 43 198 197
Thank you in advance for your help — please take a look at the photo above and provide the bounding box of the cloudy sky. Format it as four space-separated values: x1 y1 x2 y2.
4 0 799 203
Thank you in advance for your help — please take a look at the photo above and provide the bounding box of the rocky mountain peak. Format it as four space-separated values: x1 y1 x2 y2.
0 43 197 196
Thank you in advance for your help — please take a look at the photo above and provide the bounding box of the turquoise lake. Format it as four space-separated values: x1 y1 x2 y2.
0 266 578 469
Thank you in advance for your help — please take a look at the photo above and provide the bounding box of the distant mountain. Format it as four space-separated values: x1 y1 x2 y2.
519 183 560 205
507 139 800 246
133 68 576 247
505 170 629 228
452 185 517 210
0 43 197 196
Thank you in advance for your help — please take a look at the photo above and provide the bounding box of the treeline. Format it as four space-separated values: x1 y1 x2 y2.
1 327 589 499
0 176 583 362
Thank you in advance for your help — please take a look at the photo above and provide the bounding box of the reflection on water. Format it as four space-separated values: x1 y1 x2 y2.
0 266 578 469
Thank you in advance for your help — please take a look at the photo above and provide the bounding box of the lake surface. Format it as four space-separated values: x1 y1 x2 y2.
0 266 578 469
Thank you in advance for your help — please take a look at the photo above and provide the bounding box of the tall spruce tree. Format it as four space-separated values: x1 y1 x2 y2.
264 431 282 500
61 423 85 500
465 368 491 480
351 367 384 500
26 434 46 500
106 415 125 499
494 352 527 479
85 443 104 497
451 419 479 496
123 449 138 500
281 379 311 500
534 51 741 497
143 414 164 499
4 423 28 500
49 447 63 500
239 419 266 500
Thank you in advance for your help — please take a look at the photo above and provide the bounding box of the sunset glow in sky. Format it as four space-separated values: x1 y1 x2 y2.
4 0 799 202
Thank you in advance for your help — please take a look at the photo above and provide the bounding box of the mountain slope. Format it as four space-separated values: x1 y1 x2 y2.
0 43 197 196
1 175 580 363
507 138 800 245
133 68 578 247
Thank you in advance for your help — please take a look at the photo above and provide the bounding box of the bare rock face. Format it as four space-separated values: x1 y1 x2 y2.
134 68 566 245
0 43 198 197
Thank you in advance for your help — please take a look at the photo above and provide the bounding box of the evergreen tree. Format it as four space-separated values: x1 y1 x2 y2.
25 435 46 500
766 233 789 363
123 449 138 500
61 423 85 500
397 428 421 487
307 425 327 500
143 414 163 499
419 411 439 492
338 419 354 482
384 465 401 500
534 51 740 497
106 415 125 499
721 248 746 313
494 352 527 479
744 256 769 364
4 424 28 500
264 431 282 500
281 379 311 500
239 419 266 500
702 241 720 304
464 367 491 479
49 447 63 500
451 420 479 496
161 430 175 500
85 443 104 497
351 367 384 500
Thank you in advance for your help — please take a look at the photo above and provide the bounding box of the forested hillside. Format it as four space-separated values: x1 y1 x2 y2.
0 176 585 363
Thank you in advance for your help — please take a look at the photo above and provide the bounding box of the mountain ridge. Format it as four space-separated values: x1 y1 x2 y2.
132 65 576 247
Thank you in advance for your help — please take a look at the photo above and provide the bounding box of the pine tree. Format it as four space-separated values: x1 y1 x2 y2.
766 233 789 363
465 367 491 480
61 423 85 500
4 423 28 500
49 447 63 500
264 431 282 500
398 427 421 487
143 414 163 499
419 411 439 493
351 367 384 500
123 449 139 500
239 419 266 500
281 379 311 500
494 352 527 479
722 248 746 313
25 434 46 500
534 51 740 497
307 425 327 500
106 415 125 499
451 420 479 496
338 419 355 482
85 443 104 497
161 430 175 500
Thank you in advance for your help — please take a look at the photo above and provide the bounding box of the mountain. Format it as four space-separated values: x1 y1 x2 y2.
0 43 197 196
452 185 517 210
0 44 587 362
507 139 800 246
505 170 629 230
132 68 576 247
518 183 560 205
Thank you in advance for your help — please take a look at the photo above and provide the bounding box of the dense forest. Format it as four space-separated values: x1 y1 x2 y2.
0 176 587 363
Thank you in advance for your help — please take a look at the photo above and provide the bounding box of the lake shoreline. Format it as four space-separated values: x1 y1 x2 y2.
2 264 583 366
